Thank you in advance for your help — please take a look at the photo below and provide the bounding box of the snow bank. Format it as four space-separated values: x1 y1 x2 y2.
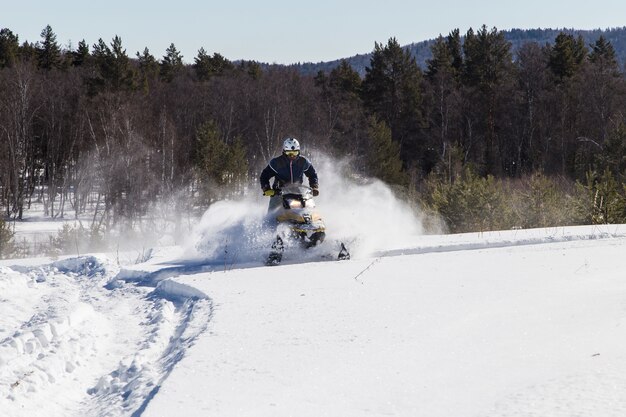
114 260 219 288
156 279 209 301
0 266 30 295
51 255 116 278
374 224 626 256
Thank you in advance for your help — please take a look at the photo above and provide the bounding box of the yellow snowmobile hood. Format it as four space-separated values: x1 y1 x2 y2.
276 210 323 224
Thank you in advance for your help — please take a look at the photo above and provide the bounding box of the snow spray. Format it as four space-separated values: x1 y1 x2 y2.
311 153 424 257
185 152 425 264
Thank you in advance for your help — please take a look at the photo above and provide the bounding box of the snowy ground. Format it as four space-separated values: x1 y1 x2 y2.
3 172 626 416
2 222 626 416
138 225 626 417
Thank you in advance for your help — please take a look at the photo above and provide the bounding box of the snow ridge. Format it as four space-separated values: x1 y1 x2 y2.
373 226 626 257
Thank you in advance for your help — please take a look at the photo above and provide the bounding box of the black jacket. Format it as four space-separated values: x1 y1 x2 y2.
260 154 318 190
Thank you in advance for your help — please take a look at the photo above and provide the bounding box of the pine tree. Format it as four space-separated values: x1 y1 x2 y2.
19 41 38 62
209 52 233 75
91 38 111 75
328 60 361 97
589 36 619 73
426 36 453 81
549 32 587 80
72 39 90 66
194 48 234 81
575 169 626 224
316 60 364 155
136 47 159 92
361 38 423 166
366 117 408 185
423 167 508 233
194 47 211 81
37 25 62 70
89 37 136 93
194 121 248 202
461 25 515 175
596 122 626 176
109 36 136 90
516 42 550 173
462 25 512 89
224 137 249 192
426 29 463 83
242 60 262 80
579 36 623 147
574 35 587 66
425 32 464 168
315 61 361 110
447 29 463 78
160 43 184 82
0 28 19 68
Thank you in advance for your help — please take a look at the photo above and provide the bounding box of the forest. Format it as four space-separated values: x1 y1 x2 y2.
1 24 626 256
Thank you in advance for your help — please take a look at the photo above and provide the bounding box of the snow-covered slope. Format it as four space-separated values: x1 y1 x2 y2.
2 224 626 416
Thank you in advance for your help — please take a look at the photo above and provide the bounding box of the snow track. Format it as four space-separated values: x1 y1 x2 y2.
372 225 626 258
0 256 211 417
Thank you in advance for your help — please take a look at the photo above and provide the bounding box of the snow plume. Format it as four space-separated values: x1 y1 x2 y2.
312 153 425 257
183 196 273 265
185 152 426 264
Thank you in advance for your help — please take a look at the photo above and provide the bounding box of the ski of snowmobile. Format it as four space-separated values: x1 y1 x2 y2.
265 235 284 266
265 237 350 266
338 243 350 261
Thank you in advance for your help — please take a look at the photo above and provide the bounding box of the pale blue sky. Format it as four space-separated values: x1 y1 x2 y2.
3 0 626 64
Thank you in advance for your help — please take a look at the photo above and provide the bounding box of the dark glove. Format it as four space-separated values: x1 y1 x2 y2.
312 188 319 197
263 189 276 197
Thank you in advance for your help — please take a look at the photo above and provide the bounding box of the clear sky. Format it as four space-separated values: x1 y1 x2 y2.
3 0 626 64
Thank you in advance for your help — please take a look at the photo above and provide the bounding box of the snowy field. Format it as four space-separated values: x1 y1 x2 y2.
2 176 626 416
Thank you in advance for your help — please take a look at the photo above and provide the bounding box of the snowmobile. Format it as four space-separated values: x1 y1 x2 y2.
265 184 350 266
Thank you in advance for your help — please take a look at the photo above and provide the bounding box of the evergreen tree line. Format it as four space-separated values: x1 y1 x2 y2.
1 24 626 250
301 27 626 78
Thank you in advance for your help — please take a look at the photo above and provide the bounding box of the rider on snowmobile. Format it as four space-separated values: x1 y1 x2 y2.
260 137 319 213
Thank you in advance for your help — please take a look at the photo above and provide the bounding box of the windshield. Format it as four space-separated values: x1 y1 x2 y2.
281 184 312 196
280 184 315 209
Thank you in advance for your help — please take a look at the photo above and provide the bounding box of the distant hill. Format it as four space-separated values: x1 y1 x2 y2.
282 27 626 77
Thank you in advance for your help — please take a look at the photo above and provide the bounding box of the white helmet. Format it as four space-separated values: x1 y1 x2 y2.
283 137 300 152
